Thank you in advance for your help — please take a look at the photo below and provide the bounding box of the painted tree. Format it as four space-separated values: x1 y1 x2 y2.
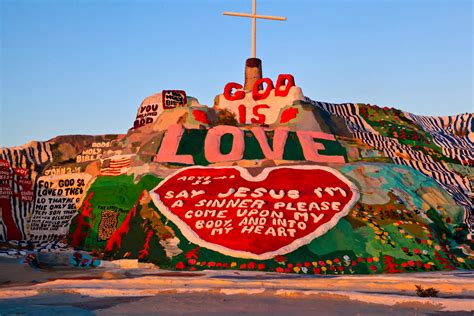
68 192 94 247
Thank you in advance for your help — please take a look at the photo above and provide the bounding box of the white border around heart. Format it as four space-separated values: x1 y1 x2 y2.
149 165 360 260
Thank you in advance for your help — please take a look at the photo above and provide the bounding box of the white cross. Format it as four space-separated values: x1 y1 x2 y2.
224 0 286 59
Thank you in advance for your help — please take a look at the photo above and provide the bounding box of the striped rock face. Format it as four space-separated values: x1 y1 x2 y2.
150 166 359 259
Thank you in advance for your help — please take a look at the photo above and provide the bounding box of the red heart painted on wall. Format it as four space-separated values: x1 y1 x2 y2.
150 166 359 259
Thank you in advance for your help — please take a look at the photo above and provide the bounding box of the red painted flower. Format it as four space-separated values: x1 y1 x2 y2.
369 265 377 271
276 267 284 273
367 257 373 263
304 262 311 268
357 257 364 262
402 247 409 253
240 263 247 269
188 259 197 265
423 263 431 269
287 263 293 268
351 261 357 266
176 261 185 269
313 268 321 274
337 266 344 271
247 262 257 270
318 261 326 266
285 268 292 273
334 258 340 264
257 263 266 270
207 261 216 267
401 262 408 268
413 248 421 254
274 255 287 264
408 260 415 267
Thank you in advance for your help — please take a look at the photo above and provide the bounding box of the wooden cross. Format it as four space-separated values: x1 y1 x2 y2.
224 0 286 59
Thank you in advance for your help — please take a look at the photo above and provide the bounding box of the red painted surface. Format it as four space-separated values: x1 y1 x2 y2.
152 166 356 258
280 107 299 123
192 110 210 125
0 164 27 240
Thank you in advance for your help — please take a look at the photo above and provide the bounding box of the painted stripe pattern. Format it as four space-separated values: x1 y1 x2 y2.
305 98 474 237
0 142 52 241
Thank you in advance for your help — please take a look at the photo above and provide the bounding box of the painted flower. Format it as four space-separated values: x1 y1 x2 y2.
175 261 185 269
188 259 196 265
408 260 415 267
423 263 431 269
318 261 326 266
293 266 301 273
369 265 377 271
276 267 284 273
373 257 380 262
231 262 237 268
274 255 287 264
366 257 373 263
456 257 465 263
326 260 333 265
258 263 266 270
402 247 409 253
343 255 351 261
313 267 321 274
413 249 421 255
302 267 308 274
422 250 428 255
247 262 256 270
333 258 340 264
401 262 408 268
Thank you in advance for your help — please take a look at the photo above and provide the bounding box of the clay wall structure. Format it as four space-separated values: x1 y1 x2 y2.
1 80 473 274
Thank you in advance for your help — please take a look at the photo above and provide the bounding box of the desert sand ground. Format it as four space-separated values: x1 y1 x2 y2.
0 257 472 315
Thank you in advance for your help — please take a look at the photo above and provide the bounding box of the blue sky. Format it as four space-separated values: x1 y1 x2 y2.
1 0 472 147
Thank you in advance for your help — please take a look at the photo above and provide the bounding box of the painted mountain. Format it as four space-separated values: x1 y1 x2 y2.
1 74 473 274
